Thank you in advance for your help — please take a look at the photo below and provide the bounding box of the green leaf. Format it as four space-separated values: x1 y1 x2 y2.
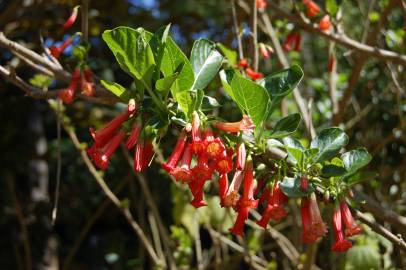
176 91 194 117
201 95 221 111
341 148 372 176
345 171 377 186
219 69 270 126
101 80 132 102
258 65 303 117
310 128 349 163
160 37 194 97
322 164 347 177
283 137 305 165
190 39 223 91
216 43 238 66
279 177 314 198
269 113 301 138
325 0 338 17
155 72 179 92
102 27 155 87
345 245 381 270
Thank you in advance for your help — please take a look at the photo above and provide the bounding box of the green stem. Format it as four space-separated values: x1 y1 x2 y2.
142 81 167 113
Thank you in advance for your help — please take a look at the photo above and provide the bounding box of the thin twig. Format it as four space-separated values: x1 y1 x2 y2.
81 0 90 42
252 0 259 71
51 99 62 225
231 0 244 60
195 212 204 270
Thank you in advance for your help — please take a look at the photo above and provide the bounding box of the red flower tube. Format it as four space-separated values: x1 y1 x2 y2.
134 139 144 173
93 130 125 170
238 58 248 69
89 101 136 145
229 206 249 237
340 201 363 237
219 173 229 207
191 112 205 155
214 115 255 133
142 139 154 170
259 43 270 59
283 32 301 52
125 120 142 150
215 149 233 174
63 6 79 30
170 143 193 183
300 176 309 191
245 68 263 80
331 204 353 252
58 69 81 104
236 143 246 170
49 36 74 59
256 0 267 10
257 183 288 228
238 159 258 209
162 130 187 172
204 127 225 159
301 193 328 243
303 0 320 17
80 69 94 97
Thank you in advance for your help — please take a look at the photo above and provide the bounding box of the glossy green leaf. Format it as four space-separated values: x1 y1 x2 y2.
216 43 237 66
269 113 301 138
101 79 132 102
258 65 303 116
342 148 372 176
176 91 194 118
345 171 377 186
279 177 314 198
219 69 270 126
102 27 155 87
322 164 347 177
310 128 349 163
155 72 179 92
190 39 223 91
160 37 194 97
283 137 305 165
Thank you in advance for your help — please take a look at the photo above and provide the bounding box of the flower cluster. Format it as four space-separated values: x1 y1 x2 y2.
58 68 94 103
87 100 154 172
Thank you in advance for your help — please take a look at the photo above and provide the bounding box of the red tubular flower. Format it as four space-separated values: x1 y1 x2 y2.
58 69 81 104
223 170 243 208
259 43 270 59
93 130 125 170
142 139 154 170
80 69 94 97
258 187 271 205
319 15 331 31
214 115 255 133
300 176 309 191
229 206 249 237
191 155 213 183
236 143 246 170
256 0 267 10
219 173 229 207
238 159 258 209
63 6 79 30
215 149 233 174
332 204 353 252
301 193 328 243
257 183 288 228
340 201 363 237
162 130 187 172
245 68 263 80
49 36 74 59
204 127 225 159
89 101 136 145
191 112 205 155
238 58 248 69
134 139 144 172
170 143 193 183
303 0 320 17
283 32 301 52
125 121 142 150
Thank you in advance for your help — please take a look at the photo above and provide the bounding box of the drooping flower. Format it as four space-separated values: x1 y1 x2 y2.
170 143 193 183
257 183 288 228
236 143 246 170
238 158 258 209
162 130 187 172
92 130 125 170
189 155 213 208
49 36 74 59
204 127 225 159
125 120 142 150
63 6 80 30
283 32 301 52
191 112 205 155
89 100 136 145
303 0 320 17
259 43 270 59
319 15 331 32
223 170 243 208
142 139 154 170
80 69 94 97
219 173 229 207
215 149 233 174
340 201 363 237
301 193 328 243
245 68 264 80
229 206 249 237
214 115 255 133
58 69 81 104
238 58 249 69
331 204 353 252
134 139 145 172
